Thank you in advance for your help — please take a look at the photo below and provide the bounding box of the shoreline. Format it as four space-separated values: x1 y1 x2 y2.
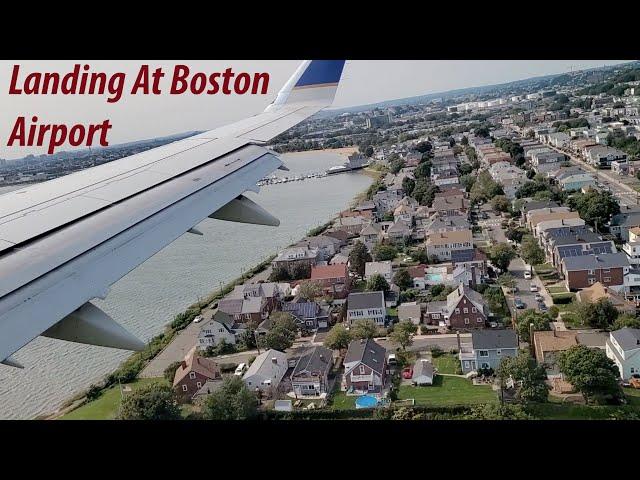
279 146 359 158
42 161 372 420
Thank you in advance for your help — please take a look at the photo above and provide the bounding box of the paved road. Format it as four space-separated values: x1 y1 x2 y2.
139 266 273 378
549 144 640 206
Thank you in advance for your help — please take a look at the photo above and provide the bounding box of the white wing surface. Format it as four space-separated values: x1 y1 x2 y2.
0 60 346 366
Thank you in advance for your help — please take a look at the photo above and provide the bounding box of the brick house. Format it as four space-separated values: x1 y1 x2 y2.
310 263 351 298
343 338 388 394
444 284 489 330
560 253 631 290
173 347 222 403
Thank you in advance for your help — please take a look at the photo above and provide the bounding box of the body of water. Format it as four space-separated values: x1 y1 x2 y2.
0 150 372 419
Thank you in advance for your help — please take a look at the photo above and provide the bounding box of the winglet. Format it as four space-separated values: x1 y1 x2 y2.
266 60 346 111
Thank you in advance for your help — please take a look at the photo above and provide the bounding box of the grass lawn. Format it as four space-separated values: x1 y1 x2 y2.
386 307 398 317
534 263 554 275
433 354 461 375
61 378 168 420
547 285 568 294
397 376 496 407
624 388 640 406
329 391 357 410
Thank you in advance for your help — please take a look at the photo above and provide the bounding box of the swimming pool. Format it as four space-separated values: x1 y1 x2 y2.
426 274 443 282
355 395 378 409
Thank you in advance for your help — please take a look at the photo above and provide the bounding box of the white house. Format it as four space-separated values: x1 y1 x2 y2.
346 291 386 326
242 349 288 395
365 261 393 282
411 359 434 386
197 311 238 350
606 328 640 380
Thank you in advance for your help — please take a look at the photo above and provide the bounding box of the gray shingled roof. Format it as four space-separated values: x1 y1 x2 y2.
291 346 332 378
471 329 518 350
611 328 640 352
412 359 434 379
562 252 630 271
347 291 385 310
344 338 386 373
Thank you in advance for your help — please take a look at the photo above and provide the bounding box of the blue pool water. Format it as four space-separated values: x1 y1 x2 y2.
355 395 378 409
426 274 443 282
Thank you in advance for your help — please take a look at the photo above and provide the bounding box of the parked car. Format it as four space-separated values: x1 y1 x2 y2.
193 315 203 323
234 363 247 376
402 367 413 379
530 283 538 292
388 353 397 366
523 271 532 280
534 293 544 302
514 298 525 309
538 302 548 312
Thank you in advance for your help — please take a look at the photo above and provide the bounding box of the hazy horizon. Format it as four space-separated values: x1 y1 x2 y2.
0 60 632 160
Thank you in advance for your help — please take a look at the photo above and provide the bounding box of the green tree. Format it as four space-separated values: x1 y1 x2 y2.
464 403 532 420
497 273 517 292
411 179 439 206
491 195 510 213
459 174 476 192
259 312 297 351
372 243 397 261
323 323 352 351
389 320 417 350
291 263 311 280
393 268 413 290
497 351 549 403
351 319 379 339
118 383 181 420
515 309 551 343
558 345 623 404
577 298 619 330
268 265 291 282
389 158 405 174
164 361 182 385
202 376 257 420
520 235 545 265
298 280 323 301
402 176 416 196
348 241 372 278
505 226 525 243
613 313 640 330
461 135 469 146
489 244 516 272
567 190 620 231
367 273 390 293
364 145 374 157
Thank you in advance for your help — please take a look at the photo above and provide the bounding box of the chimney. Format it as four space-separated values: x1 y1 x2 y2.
272 357 278 365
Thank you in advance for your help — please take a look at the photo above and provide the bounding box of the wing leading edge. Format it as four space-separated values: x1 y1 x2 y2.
0 60 346 366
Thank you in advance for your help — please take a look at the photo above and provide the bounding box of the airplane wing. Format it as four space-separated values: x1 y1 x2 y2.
0 60 347 367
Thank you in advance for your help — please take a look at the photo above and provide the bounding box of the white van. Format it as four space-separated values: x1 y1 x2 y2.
387 354 397 366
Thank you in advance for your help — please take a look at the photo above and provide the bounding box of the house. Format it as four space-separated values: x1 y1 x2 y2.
411 359 434 386
622 226 640 265
346 291 386 326
373 189 404 215
558 173 597 192
422 214 470 233
526 207 581 233
430 196 469 217
173 347 222 403
444 284 490 330
609 209 640 241
393 203 415 224
459 329 518 374
365 260 392 282
282 301 329 330
333 216 369 237
387 220 412 244
343 338 388 394
197 311 239 350
242 349 288 395
550 234 616 268
272 247 319 275
576 282 637 315
533 330 578 377
560 252 631 290
289 346 333 397
407 263 426 289
425 229 473 262
606 328 640 380
310 263 350 298
397 302 422 325
295 235 344 261
359 223 383 250
585 145 627 168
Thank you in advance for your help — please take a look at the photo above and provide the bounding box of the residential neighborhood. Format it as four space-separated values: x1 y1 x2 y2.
60 61 640 421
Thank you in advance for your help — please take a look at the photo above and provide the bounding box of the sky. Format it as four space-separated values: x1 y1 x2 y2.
0 60 631 160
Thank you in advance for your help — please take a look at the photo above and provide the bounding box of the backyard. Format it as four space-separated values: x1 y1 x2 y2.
61 378 168 420
397 375 496 406
432 353 462 375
